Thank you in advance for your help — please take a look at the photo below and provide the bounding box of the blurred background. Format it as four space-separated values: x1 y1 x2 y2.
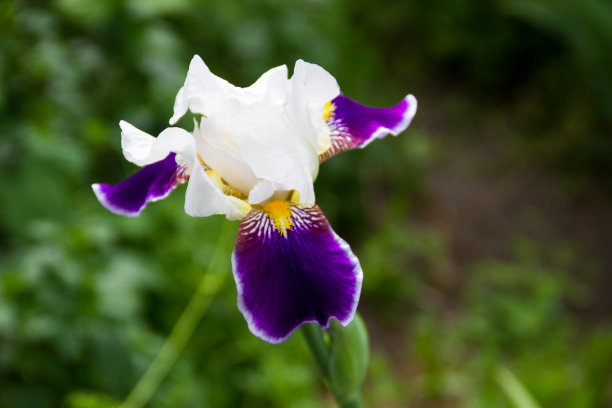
1 0 611 406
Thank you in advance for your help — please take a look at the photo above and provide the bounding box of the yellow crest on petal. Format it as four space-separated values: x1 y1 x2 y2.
206 169 245 199
263 200 293 237
323 101 336 121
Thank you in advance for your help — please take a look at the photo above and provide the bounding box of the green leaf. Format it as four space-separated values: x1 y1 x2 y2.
495 365 542 408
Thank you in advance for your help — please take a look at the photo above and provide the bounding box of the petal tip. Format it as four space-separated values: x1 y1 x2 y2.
119 120 132 132
92 183 141 217
395 93 418 134
191 54 205 65
93 154 180 218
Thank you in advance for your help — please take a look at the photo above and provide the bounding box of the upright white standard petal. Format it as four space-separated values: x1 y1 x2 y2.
287 60 340 155
242 64 289 105
120 121 196 167
174 55 238 121
184 153 251 220
232 103 318 205
170 55 290 125
293 60 340 107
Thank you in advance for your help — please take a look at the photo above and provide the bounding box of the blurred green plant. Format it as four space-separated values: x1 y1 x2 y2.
495 365 542 408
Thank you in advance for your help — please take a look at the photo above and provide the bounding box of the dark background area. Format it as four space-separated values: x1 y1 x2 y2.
1 0 611 406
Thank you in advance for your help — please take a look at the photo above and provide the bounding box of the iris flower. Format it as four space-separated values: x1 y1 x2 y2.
93 56 417 344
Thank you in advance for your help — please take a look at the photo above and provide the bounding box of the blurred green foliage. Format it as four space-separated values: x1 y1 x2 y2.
1 0 611 407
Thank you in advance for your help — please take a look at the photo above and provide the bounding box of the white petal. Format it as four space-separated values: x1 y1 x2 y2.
293 60 340 107
179 55 241 117
120 120 156 165
286 61 340 155
232 104 317 206
184 155 251 220
196 120 259 196
169 86 188 125
243 64 289 105
120 121 196 167
173 55 290 122
247 179 288 204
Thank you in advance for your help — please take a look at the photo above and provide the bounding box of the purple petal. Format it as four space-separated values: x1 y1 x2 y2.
92 153 182 217
320 93 417 162
232 202 363 344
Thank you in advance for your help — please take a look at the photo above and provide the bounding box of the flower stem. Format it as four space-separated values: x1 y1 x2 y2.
338 397 363 408
120 221 232 408
301 323 331 378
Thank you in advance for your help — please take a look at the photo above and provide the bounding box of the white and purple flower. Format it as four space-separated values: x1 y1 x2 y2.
93 56 417 344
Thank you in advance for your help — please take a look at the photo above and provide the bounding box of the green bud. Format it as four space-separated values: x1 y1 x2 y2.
328 314 369 404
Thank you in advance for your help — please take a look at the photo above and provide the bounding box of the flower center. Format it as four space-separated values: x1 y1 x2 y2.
263 200 293 237
206 169 245 199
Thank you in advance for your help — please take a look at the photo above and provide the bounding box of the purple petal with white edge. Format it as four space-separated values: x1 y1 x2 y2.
320 93 417 162
92 153 182 217
232 202 363 344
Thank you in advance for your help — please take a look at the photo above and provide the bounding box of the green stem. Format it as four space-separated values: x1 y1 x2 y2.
301 324 331 378
120 221 232 408
339 397 363 408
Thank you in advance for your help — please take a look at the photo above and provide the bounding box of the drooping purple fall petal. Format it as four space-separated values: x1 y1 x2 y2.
232 202 363 344
92 153 183 217
320 93 417 162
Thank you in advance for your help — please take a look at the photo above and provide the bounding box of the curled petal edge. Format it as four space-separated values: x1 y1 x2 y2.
120 121 196 168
